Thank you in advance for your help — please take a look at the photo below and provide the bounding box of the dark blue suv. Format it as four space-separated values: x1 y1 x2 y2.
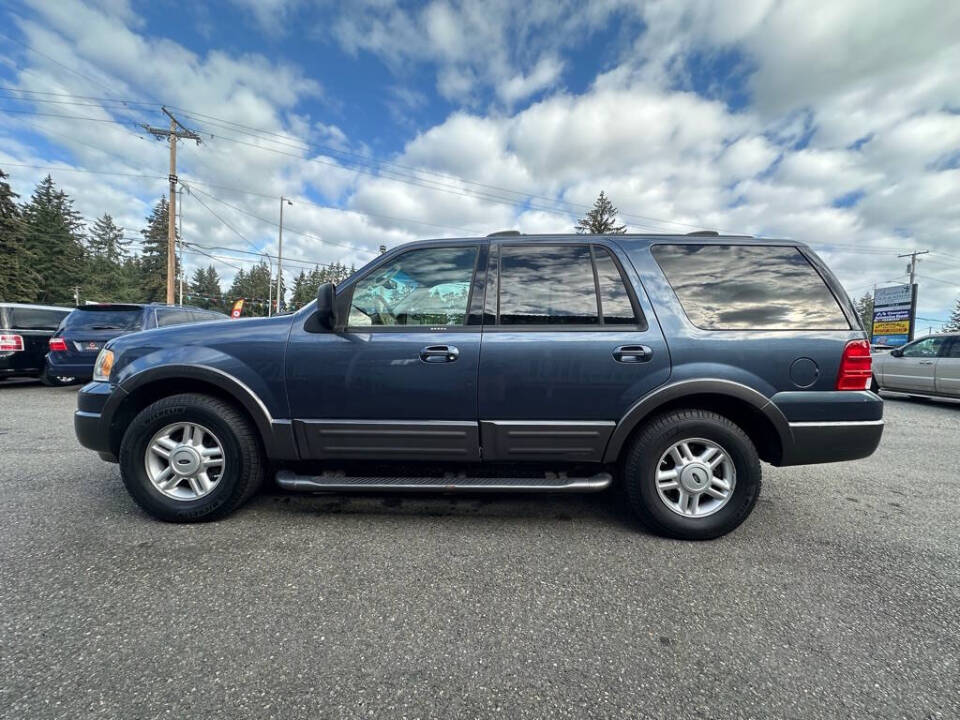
46 303 226 385
75 234 883 539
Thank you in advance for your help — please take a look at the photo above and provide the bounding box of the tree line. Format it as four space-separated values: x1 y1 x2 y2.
0 168 356 316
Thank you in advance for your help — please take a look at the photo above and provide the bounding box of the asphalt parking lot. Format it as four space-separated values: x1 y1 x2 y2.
1 381 958 720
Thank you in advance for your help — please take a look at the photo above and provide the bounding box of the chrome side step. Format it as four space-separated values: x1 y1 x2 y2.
275 469 612 494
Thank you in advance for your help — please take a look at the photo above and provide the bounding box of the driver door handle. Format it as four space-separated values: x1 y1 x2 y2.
613 345 653 363
420 345 459 363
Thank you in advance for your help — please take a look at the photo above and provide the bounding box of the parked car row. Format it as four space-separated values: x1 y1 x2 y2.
0 302 226 386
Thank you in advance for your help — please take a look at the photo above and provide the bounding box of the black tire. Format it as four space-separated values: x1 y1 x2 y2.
622 409 761 540
870 376 880 393
119 393 264 522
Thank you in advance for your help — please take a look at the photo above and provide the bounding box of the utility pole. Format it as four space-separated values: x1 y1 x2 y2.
898 250 929 286
177 184 184 306
265 254 273 317
897 250 928 342
277 197 292 314
142 108 201 305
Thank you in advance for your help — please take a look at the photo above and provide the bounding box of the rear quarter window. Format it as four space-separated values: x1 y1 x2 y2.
652 244 850 330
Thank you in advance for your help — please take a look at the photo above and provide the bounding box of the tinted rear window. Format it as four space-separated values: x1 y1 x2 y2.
4 307 69 330
64 308 143 331
652 244 850 330
498 245 599 325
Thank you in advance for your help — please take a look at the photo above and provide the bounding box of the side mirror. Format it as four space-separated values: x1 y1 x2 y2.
890 348 903 357
314 282 338 330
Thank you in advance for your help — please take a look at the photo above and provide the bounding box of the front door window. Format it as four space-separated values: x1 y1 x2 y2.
348 246 477 327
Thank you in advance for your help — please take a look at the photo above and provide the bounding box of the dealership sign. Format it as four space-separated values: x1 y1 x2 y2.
871 284 916 346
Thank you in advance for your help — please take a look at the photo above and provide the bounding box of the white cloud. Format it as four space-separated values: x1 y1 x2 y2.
497 56 565 106
325 0 637 105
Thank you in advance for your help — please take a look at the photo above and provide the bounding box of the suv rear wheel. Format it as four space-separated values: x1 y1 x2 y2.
622 409 761 540
119 393 264 522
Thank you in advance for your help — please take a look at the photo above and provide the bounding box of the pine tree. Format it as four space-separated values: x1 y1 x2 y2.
854 292 874 333
575 191 627 234
0 169 40 302
290 270 310 309
139 198 176 303
189 265 223 310
945 296 960 332
85 214 129 301
20 175 85 304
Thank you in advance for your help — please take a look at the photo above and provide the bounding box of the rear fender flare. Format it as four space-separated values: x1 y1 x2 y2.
602 379 792 463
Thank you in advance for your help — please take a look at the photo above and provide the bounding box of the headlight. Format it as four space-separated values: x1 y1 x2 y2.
93 349 115 382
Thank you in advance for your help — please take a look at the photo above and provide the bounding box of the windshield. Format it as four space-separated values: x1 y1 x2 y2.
64 308 143 331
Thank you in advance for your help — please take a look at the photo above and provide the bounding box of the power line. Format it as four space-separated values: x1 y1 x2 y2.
183 186 266 256
0 30 128 100
185 184 376 257
3 97 708 232
0 107 141 123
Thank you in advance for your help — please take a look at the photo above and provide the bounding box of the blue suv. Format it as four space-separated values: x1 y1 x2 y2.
74 233 883 539
46 303 226 385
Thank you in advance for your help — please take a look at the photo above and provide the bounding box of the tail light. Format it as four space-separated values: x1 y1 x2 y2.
48 337 68 352
0 334 24 352
836 339 872 390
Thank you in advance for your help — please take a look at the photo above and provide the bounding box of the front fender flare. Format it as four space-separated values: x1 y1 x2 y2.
102 364 297 460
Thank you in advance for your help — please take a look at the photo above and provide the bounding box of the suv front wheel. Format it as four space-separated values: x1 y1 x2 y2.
119 393 264 522
622 409 761 540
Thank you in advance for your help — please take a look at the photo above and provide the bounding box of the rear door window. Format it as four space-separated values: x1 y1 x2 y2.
5 307 69 330
498 245 599 325
652 244 850 330
64 308 143 331
593 246 643 327
493 244 643 328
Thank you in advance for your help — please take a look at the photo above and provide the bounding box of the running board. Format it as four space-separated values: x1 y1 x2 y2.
275 469 612 493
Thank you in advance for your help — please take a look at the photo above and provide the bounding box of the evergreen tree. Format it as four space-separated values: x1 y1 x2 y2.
20 175 85 304
290 269 310 309
854 292 874 333
139 198 176 303
575 191 627 234
227 268 247 305
189 265 223 310
945 296 960 332
85 214 129 301
0 169 40 302
116 256 144 303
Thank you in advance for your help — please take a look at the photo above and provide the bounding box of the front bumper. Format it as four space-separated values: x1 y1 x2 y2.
74 381 117 461
773 390 884 466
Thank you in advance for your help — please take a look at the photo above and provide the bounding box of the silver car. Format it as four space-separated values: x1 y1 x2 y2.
871 332 960 398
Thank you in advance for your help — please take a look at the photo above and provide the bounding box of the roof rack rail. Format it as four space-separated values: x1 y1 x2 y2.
487 230 522 237
685 230 720 236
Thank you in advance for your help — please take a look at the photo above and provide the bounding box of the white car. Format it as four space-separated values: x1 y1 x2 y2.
871 332 960 399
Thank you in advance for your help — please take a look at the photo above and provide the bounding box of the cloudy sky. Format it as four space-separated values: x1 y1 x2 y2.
0 0 958 324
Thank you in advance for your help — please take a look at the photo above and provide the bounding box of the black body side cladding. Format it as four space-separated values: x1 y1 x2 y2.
293 420 481 461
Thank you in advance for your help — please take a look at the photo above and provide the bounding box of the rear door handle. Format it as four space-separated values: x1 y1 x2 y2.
918 360 935 365
420 345 459 363
613 345 652 363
